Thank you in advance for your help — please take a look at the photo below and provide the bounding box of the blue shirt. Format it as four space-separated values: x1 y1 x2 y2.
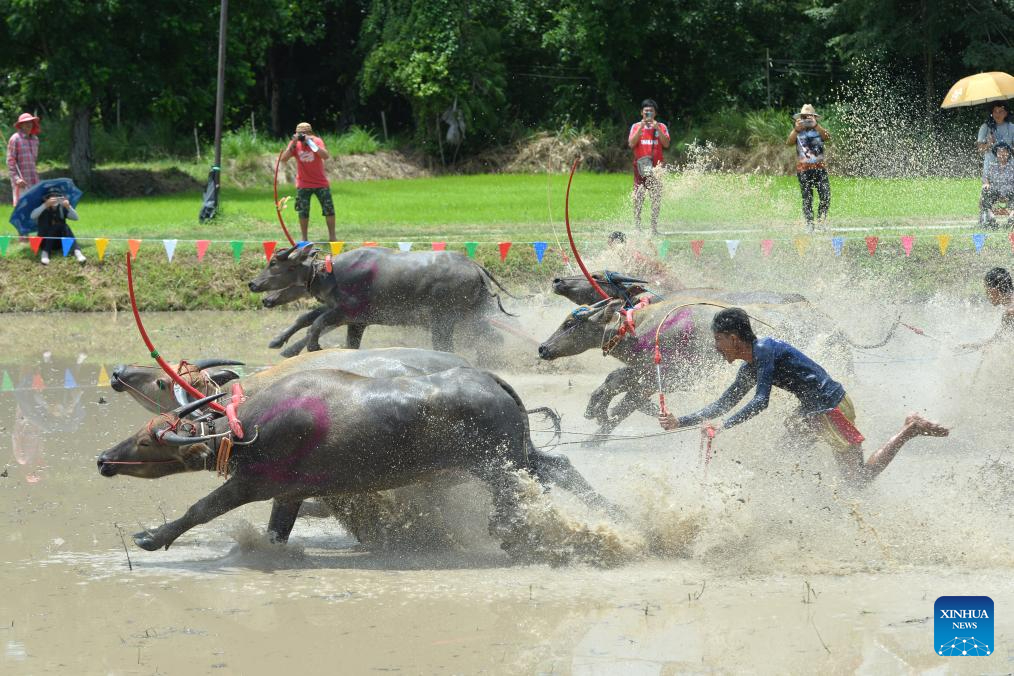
677 337 846 429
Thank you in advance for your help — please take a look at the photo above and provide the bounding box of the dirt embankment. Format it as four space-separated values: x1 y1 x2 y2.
0 167 202 202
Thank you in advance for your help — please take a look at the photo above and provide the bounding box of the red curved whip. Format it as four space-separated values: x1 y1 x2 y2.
273 145 296 246
564 158 609 300
126 252 228 418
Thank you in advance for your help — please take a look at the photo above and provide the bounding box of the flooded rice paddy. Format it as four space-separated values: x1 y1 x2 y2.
2 303 1014 674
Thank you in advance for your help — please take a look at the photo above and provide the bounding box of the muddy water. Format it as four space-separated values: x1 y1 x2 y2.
2 306 1014 674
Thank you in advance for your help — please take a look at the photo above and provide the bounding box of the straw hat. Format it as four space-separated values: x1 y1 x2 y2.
15 112 40 135
295 122 313 133
792 104 821 120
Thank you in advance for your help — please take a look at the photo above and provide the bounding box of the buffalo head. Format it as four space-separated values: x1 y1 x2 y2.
109 359 243 413
97 394 227 479
538 298 624 360
551 271 649 306
249 244 318 293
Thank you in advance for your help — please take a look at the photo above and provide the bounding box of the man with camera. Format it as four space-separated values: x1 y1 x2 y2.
788 104 831 230
280 122 335 242
627 99 670 235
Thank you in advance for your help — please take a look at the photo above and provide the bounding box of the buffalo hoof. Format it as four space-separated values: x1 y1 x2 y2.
306 342 322 353
267 336 287 349
280 344 303 358
133 531 163 551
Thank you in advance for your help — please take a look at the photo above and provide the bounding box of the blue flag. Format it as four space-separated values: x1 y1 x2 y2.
64 369 77 389
832 237 844 256
972 233 986 253
61 237 74 256
533 241 548 263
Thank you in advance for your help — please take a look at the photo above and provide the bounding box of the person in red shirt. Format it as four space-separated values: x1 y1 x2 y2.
280 122 335 242
627 99 670 235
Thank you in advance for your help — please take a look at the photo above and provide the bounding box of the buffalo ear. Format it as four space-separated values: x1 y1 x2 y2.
208 369 241 386
275 245 298 261
295 244 318 260
590 298 625 325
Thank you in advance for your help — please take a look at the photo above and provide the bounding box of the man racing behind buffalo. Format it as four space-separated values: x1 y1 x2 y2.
657 308 949 486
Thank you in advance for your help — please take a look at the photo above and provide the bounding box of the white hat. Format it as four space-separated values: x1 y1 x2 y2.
792 104 821 120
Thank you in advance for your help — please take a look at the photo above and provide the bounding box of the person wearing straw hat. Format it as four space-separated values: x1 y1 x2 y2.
6 112 40 205
30 185 85 265
658 308 950 487
279 121 335 243
787 104 830 230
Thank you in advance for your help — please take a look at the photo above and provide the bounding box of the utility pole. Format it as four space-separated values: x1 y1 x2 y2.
200 0 228 222
766 48 772 108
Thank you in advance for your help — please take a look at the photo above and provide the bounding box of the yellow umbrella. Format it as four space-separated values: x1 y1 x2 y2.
941 71 1014 109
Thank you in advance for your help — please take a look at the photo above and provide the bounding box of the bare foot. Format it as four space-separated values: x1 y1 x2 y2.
904 413 950 437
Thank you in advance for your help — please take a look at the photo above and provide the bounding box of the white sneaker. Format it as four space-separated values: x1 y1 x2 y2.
40 251 49 265
74 250 86 263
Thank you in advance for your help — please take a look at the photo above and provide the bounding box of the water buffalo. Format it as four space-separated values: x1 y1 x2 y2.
98 367 617 558
249 244 515 358
538 290 902 440
552 271 652 306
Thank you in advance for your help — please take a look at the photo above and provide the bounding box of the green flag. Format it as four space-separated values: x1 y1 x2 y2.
658 239 670 259
230 241 244 261
1 370 13 392
0 235 9 257
465 242 479 258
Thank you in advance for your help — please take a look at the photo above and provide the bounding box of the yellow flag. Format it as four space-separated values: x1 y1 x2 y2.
794 236 811 257
329 241 344 255
937 234 951 255
97 365 110 387
95 238 109 261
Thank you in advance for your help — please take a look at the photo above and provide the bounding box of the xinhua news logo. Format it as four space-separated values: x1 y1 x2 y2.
934 596 994 656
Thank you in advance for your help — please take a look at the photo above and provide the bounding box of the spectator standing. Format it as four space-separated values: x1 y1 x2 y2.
628 99 670 235
788 104 831 230
980 142 1014 227
977 102 1014 177
280 122 335 243
7 112 40 205
31 186 85 265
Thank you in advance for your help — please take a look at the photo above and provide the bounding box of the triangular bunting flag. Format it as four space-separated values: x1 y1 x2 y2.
794 236 810 256
398 242 412 252
533 241 548 263
937 234 951 255
262 241 277 261
901 235 914 256
95 237 109 261
97 365 110 387
230 241 244 261
64 369 77 389
499 242 512 261
31 373 44 390
832 237 844 256
432 241 446 251
465 242 479 258
691 240 704 257
0 235 10 256
295 240 309 248
865 236 879 255
128 239 141 259
1009 232 1014 252
196 239 210 261
972 233 986 253
560 249 570 264
658 240 670 259
361 241 378 247
725 240 740 258
1 370 12 392
163 239 178 263
329 241 344 256
760 239 773 257
61 237 74 256
29 236 42 254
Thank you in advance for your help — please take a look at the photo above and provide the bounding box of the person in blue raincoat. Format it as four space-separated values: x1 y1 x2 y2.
31 185 85 265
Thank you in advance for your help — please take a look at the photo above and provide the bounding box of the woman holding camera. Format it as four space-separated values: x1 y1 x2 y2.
628 98 670 235
788 104 831 230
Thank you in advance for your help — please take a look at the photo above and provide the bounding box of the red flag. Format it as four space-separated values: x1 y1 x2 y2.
31 373 44 390
262 241 277 261
432 241 446 251
127 239 141 260
691 240 704 257
362 241 378 247
1009 232 1014 252
196 240 210 262
29 236 42 254
498 241 512 261
760 239 773 256
865 236 878 255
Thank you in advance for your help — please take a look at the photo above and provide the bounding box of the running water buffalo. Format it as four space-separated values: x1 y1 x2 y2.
249 244 516 358
97 367 617 556
552 271 652 306
538 290 903 440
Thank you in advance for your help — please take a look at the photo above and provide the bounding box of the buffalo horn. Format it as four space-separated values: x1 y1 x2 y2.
607 273 648 285
159 431 221 446
208 369 241 386
275 245 299 261
193 358 245 370
171 392 228 419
